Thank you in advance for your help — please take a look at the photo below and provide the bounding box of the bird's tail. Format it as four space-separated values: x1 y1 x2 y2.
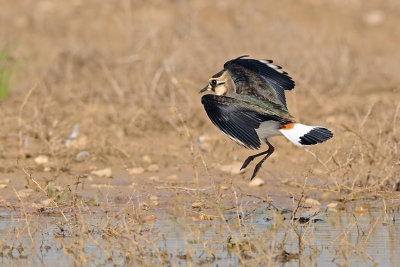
279 123 333 146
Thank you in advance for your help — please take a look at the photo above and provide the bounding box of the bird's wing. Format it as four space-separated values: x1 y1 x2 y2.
201 94 285 149
224 56 295 108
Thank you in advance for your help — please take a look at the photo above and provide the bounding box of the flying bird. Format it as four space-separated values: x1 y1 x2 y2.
200 56 333 180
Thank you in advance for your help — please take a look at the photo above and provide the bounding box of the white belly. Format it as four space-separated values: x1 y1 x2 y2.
255 120 282 139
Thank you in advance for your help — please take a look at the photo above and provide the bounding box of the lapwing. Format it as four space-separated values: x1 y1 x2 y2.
200 56 333 180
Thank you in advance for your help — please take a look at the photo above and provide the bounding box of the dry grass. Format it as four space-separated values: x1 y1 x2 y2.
0 0 400 265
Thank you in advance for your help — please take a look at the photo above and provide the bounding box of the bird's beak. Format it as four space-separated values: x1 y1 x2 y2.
199 84 210 93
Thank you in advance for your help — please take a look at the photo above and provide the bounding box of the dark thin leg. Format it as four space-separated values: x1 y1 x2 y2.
250 140 275 180
240 150 269 170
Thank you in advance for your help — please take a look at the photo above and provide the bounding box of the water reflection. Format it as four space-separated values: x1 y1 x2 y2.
0 209 398 266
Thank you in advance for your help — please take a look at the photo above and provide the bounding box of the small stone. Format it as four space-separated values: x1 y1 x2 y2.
128 167 145 175
142 155 152 164
321 192 334 201
199 214 213 220
355 206 366 217
248 177 264 187
0 178 10 184
90 184 114 189
142 215 156 222
280 178 290 184
44 167 51 172
304 198 321 207
313 168 326 175
199 142 212 152
198 135 219 142
220 185 229 191
166 174 178 181
76 150 90 161
34 155 49 165
150 196 158 205
192 201 205 210
147 164 159 172
219 162 244 175
91 168 112 178
40 198 53 207
31 203 41 210
362 10 385 26
327 202 338 211
0 184 7 189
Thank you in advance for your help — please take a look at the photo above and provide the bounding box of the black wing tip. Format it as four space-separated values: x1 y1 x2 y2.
201 95 262 150
299 127 333 146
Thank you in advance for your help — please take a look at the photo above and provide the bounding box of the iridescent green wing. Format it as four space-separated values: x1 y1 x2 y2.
224 56 295 109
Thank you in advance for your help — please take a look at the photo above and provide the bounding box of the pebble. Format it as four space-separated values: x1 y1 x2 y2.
192 201 205 210
199 214 213 220
327 202 338 211
142 155 152 164
0 178 10 184
90 184 114 189
40 198 53 207
0 184 7 189
147 164 159 172
150 196 158 201
76 150 90 161
91 168 112 178
166 174 178 181
312 168 326 175
321 192 334 201
355 206 366 217
304 198 321 207
196 135 216 152
220 185 229 191
219 162 244 175
34 155 49 165
198 141 212 152
362 10 385 26
128 167 145 175
248 177 264 187
142 215 156 222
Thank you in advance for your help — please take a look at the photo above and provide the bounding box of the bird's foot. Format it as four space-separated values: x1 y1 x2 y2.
240 156 255 170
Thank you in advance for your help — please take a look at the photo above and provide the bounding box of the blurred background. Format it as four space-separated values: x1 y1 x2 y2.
0 0 399 199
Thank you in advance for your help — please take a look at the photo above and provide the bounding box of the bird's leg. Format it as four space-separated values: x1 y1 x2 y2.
240 150 269 170
250 140 275 180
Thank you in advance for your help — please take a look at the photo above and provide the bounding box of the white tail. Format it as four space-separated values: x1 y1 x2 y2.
279 123 333 146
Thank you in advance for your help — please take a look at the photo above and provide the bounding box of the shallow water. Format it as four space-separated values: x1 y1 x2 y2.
0 208 399 266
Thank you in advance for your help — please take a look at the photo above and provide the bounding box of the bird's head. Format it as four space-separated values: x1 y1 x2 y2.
200 70 233 96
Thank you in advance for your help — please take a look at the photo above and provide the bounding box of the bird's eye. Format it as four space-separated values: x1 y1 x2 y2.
211 80 217 86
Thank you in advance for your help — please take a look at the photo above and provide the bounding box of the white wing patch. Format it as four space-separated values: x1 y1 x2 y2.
258 60 286 74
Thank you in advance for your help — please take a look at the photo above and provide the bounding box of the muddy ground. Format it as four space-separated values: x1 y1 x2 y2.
0 0 399 265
